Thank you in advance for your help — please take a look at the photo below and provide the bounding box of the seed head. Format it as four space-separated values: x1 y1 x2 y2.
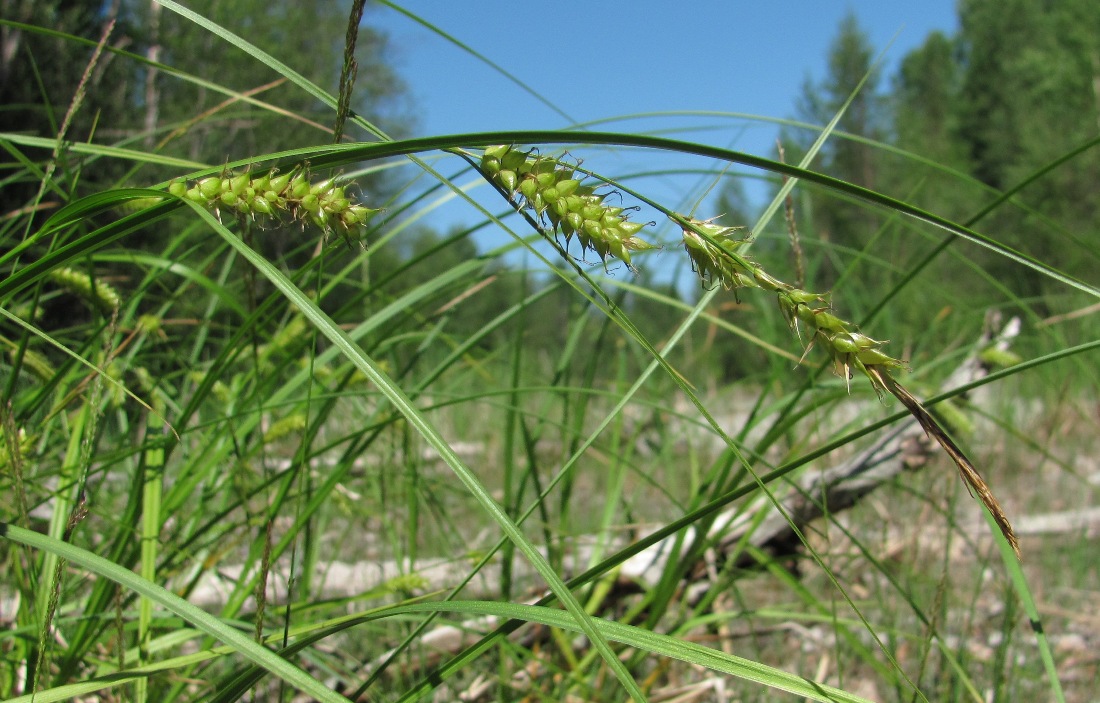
481 145 656 269
48 266 121 313
168 166 380 246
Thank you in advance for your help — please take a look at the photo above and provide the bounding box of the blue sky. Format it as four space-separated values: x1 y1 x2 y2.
373 2 959 139
368 2 960 279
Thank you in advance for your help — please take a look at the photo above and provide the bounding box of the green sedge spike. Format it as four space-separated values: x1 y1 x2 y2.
480 145 656 270
168 166 380 246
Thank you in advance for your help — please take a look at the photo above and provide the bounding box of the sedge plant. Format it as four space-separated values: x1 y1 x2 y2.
5 3 1096 703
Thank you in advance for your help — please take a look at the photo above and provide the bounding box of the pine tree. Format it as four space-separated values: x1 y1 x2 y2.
953 0 1100 296
794 12 886 285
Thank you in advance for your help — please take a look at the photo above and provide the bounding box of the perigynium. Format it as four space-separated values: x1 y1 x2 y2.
481 145 1020 559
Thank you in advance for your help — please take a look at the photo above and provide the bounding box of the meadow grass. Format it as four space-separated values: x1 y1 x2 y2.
1 3 1098 702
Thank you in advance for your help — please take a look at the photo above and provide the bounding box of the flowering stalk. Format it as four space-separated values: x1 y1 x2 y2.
675 213 1020 558
168 166 380 245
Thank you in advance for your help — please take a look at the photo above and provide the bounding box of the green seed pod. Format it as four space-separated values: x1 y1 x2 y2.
787 288 824 305
251 198 275 216
813 311 847 333
855 347 902 367
326 197 351 213
219 190 238 208
752 268 783 291
541 185 561 203
230 174 250 196
198 177 221 200
555 179 580 197
263 413 308 444
795 304 818 327
623 235 657 252
338 209 360 228
559 215 575 236
185 186 206 204
979 346 1022 368
847 332 882 350
522 158 553 176
289 173 312 199
591 238 611 259
682 230 706 252
551 199 570 220
500 148 527 173
600 212 623 229
497 169 518 193
518 178 539 200
251 173 271 192
168 179 188 197
933 399 974 435
13 347 55 382
484 145 511 160
581 204 605 221
49 266 121 312
583 219 603 240
829 333 860 354
566 212 584 233
344 205 378 226
529 192 546 214
616 220 646 236
482 156 501 175
608 238 627 262
309 208 329 228
300 193 321 214
310 178 336 196
535 171 556 189
268 171 293 194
